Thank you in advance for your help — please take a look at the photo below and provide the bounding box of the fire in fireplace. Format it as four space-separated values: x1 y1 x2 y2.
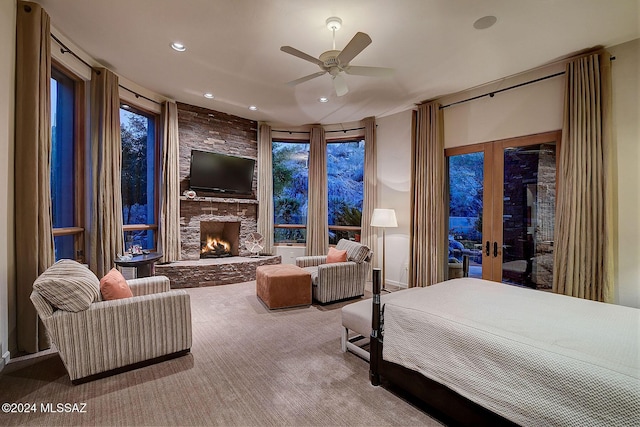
201 236 232 258
199 221 241 259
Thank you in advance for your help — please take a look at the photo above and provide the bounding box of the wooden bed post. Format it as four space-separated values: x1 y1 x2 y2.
370 268 382 386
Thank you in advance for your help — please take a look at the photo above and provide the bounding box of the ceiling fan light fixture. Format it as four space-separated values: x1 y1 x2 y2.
281 25 387 97
326 17 342 32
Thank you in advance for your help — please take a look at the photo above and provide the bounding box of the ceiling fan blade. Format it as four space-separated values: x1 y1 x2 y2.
285 71 327 86
344 66 394 77
280 46 324 67
336 32 372 65
333 73 348 97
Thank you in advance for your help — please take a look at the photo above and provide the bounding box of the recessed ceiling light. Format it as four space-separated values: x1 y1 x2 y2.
170 42 186 52
122 104 130 109
203 93 214 99
318 97 329 103
473 16 497 30
248 105 258 111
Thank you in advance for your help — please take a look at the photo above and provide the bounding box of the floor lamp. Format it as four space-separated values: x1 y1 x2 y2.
370 208 398 292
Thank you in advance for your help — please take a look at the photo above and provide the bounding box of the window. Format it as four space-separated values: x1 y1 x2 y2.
272 141 309 244
50 65 84 261
327 139 364 244
120 105 158 250
272 138 365 245
447 150 484 277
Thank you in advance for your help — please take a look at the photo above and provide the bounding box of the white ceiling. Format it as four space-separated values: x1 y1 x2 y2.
36 0 639 127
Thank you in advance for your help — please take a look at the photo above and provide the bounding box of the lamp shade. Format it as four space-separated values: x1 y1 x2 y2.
370 208 398 228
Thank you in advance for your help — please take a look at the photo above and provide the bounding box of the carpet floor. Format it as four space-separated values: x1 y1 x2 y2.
0 281 442 426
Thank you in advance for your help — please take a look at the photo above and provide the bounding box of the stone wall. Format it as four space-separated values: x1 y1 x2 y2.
176 102 260 261
502 143 556 289
180 196 258 260
532 144 556 289
177 102 258 195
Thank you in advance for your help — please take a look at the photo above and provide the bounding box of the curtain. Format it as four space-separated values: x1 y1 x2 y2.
361 117 378 265
158 101 181 263
14 0 54 353
89 68 124 278
553 52 614 302
409 102 446 287
306 126 328 255
257 122 274 254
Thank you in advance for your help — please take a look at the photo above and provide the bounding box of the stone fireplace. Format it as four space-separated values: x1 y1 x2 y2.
156 195 281 288
180 196 258 260
154 102 281 288
200 221 240 258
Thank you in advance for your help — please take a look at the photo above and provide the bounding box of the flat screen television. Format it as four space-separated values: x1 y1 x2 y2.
189 150 255 196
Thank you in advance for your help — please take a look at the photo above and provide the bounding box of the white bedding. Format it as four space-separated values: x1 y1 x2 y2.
382 278 640 426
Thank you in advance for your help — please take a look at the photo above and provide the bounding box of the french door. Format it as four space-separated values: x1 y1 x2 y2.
446 131 561 289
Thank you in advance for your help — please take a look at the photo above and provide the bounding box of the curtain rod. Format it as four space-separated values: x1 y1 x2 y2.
51 33 99 74
118 84 161 105
439 71 566 109
272 126 365 134
51 34 161 105
439 55 616 110
272 130 309 134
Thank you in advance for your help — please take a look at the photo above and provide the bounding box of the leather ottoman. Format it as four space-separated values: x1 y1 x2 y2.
256 264 312 309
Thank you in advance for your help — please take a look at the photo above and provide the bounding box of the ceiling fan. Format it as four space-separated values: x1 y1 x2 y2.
280 17 393 97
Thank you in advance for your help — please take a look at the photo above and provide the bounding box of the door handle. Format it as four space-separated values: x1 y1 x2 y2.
493 241 498 258
485 241 490 257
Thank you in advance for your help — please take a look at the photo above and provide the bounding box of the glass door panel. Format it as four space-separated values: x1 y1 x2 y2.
446 131 560 287
448 151 484 278
500 143 556 289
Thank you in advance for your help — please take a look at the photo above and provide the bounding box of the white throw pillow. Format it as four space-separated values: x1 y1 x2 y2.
33 259 101 312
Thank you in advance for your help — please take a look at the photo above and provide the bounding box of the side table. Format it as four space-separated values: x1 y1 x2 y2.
114 252 163 278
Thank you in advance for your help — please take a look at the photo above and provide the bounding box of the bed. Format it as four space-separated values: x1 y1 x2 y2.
369 276 640 426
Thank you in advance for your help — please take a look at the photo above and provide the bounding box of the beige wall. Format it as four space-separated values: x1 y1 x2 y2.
1 0 17 368
609 39 640 308
441 62 565 148
274 245 306 265
375 111 413 287
376 40 640 307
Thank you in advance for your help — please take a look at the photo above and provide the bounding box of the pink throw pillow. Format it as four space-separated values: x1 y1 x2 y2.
326 247 348 263
100 268 133 300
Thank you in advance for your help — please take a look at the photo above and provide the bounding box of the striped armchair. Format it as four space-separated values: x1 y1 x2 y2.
296 239 372 303
30 268 192 384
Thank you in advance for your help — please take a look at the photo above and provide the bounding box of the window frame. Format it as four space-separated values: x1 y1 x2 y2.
272 138 310 246
119 102 161 250
51 60 86 261
272 134 365 246
326 136 365 244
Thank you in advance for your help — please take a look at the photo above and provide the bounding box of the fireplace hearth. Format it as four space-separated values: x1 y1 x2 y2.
155 255 282 288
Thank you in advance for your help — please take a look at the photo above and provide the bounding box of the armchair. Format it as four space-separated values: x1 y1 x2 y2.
296 239 372 303
30 260 192 384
